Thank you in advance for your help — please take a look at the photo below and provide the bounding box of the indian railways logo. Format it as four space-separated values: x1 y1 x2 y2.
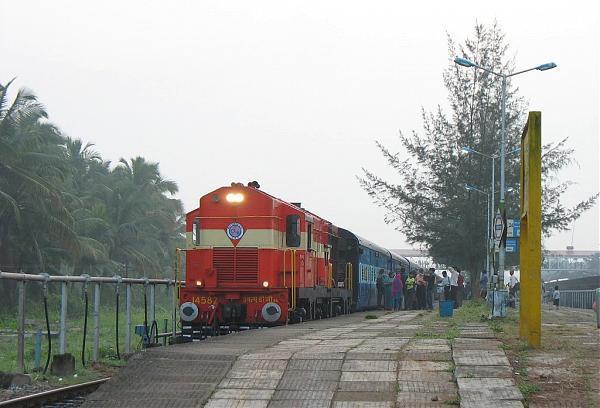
226 222 244 240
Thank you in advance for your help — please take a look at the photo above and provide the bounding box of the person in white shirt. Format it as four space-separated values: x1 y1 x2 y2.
449 268 459 307
508 270 519 294
552 285 560 310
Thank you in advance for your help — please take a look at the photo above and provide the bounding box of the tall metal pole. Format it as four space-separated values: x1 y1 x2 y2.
498 76 507 287
491 156 495 280
486 193 490 282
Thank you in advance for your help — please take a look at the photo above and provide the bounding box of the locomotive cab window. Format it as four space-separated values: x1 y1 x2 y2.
307 223 313 251
285 214 301 247
192 218 200 246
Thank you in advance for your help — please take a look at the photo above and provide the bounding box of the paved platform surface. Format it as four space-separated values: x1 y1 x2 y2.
82 309 525 407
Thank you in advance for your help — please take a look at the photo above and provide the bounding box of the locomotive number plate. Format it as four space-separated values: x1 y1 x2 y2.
192 296 217 305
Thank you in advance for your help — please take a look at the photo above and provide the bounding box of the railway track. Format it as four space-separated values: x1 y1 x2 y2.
0 378 109 408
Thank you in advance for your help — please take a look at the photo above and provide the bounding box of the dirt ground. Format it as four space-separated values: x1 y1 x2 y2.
495 305 599 408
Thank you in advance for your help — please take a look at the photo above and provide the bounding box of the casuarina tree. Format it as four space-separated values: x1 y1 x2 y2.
359 22 598 296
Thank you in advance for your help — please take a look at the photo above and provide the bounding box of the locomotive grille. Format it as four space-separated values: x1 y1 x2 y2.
213 247 258 284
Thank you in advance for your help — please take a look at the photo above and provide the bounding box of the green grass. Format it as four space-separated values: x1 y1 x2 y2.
519 382 541 399
0 286 173 384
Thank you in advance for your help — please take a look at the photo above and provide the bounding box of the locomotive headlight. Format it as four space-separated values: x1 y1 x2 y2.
195 280 204 287
226 193 244 203
262 280 269 288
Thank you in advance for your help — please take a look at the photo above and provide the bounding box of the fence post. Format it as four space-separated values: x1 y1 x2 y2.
163 319 168 346
34 328 42 371
595 288 600 329
59 281 68 355
125 283 132 354
171 281 177 342
17 280 25 374
149 284 156 341
92 283 100 362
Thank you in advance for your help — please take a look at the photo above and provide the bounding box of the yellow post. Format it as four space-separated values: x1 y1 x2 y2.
519 111 542 348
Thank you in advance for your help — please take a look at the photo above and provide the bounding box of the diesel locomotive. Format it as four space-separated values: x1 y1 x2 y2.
178 182 418 338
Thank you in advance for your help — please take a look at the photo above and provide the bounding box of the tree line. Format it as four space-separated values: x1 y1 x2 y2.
0 79 184 306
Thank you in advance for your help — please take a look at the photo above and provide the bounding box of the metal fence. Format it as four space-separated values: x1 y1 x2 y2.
0 271 182 374
558 289 597 309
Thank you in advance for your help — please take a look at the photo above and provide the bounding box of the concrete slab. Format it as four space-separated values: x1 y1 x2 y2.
232 360 288 370
396 391 458 404
287 359 343 371
293 352 345 360
227 370 284 380
459 387 523 401
457 377 515 390
276 378 338 391
397 370 454 383
341 360 397 372
345 352 397 360
334 391 396 402
461 402 524 408
211 389 275 400
340 371 396 381
205 400 269 408
271 390 334 400
337 381 396 392
281 370 340 381
218 378 280 389
454 365 514 378
240 352 293 360
333 402 394 408
268 401 331 408
398 361 452 371
397 381 457 393
453 354 510 366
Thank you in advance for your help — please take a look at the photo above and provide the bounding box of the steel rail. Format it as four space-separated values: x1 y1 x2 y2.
0 377 109 407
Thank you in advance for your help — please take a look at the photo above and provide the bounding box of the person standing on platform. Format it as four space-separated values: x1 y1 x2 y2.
553 285 560 310
480 272 488 299
384 271 393 310
426 268 436 310
416 269 426 310
456 270 464 307
376 269 385 310
405 272 416 310
450 268 459 308
392 271 404 311
441 271 451 301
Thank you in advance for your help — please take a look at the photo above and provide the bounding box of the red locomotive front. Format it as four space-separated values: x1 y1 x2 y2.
179 182 335 336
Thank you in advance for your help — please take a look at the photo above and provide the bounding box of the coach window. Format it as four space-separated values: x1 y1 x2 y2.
192 218 200 246
286 214 301 247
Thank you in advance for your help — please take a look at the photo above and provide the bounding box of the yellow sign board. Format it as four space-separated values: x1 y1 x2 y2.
519 112 542 348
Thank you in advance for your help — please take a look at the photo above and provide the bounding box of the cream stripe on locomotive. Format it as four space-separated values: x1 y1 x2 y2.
186 229 327 258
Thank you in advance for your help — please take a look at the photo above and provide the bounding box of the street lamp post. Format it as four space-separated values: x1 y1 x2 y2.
465 184 491 279
455 57 556 287
461 146 520 284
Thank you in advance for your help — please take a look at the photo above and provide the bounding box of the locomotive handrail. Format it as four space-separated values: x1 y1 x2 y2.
292 249 297 310
282 248 292 288
328 263 334 289
345 262 353 291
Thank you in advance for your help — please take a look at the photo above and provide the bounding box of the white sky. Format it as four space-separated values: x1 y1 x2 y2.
1 1 598 251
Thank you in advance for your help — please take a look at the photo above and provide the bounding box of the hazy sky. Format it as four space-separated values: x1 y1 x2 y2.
1 1 598 251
